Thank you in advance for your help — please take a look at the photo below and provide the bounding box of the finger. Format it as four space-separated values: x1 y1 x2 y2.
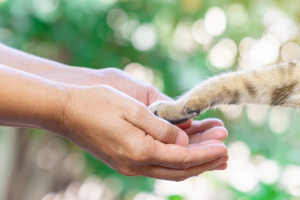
211 162 228 171
175 119 193 129
140 156 228 181
124 105 189 146
147 141 228 169
188 127 228 144
184 119 224 135
186 139 224 148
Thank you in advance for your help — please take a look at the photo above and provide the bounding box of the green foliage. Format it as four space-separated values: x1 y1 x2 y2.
169 195 184 200
2 0 300 199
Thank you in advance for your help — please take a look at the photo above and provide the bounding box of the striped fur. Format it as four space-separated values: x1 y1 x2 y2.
149 60 300 124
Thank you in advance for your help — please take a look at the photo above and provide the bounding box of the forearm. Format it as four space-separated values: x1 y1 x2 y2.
0 43 71 74
0 64 68 132
0 43 92 84
0 43 167 106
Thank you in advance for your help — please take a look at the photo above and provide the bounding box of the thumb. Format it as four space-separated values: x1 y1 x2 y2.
124 105 189 146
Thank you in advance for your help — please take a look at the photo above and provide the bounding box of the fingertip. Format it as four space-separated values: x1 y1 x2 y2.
175 130 189 146
212 163 228 171
176 119 193 129
210 118 224 127
220 155 229 163
201 118 224 127
194 139 225 147
210 127 228 140
207 143 228 156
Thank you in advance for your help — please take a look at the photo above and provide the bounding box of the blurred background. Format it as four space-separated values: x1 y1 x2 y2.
1 0 300 199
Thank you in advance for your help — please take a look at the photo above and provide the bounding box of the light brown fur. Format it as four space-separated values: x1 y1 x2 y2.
149 60 300 124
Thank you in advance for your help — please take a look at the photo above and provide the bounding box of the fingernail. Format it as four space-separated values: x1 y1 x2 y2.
206 143 227 149
175 131 189 146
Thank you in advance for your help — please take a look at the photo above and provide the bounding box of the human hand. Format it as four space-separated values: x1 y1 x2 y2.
43 67 193 128
185 119 228 170
42 67 166 105
56 85 228 181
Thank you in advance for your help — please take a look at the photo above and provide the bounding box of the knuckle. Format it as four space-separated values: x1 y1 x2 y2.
202 147 209 162
130 147 149 164
172 171 188 182
176 152 192 169
178 158 193 169
104 67 122 75
119 167 136 177
131 104 145 119
157 124 174 143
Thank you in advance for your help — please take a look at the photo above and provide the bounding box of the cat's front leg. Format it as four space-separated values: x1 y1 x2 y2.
149 67 258 123
148 90 213 124
149 60 300 124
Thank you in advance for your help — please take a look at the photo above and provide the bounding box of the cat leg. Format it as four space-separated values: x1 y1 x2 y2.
149 60 300 124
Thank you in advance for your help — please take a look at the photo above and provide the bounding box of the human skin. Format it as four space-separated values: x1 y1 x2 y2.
0 44 229 180
0 43 191 129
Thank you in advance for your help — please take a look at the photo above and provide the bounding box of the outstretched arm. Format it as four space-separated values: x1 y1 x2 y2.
0 43 163 104
0 43 192 128
150 60 300 124
0 64 68 130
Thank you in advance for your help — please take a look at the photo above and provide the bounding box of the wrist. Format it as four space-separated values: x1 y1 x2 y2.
51 85 109 141
40 83 72 134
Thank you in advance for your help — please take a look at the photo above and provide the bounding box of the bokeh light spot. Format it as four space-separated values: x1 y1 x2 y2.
107 8 128 30
32 0 60 14
281 42 300 61
249 35 280 66
227 142 259 193
209 38 237 69
192 19 212 45
281 165 300 197
131 24 157 51
36 148 58 170
269 107 292 134
257 159 280 184
239 37 255 59
247 105 269 126
205 7 227 36
263 9 287 28
172 19 196 54
219 105 242 119
78 176 103 200
121 20 139 40
227 4 249 32
124 63 154 84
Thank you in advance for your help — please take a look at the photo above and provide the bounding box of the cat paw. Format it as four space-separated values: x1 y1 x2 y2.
148 100 201 124
182 98 208 117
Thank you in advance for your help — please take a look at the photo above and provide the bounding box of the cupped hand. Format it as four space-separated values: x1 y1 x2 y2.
57 85 228 181
185 119 229 170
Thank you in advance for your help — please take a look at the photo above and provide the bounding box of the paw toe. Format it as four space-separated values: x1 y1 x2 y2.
186 109 201 115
